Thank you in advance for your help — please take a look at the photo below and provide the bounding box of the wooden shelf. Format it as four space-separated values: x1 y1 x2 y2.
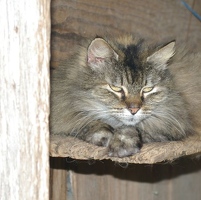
50 134 201 164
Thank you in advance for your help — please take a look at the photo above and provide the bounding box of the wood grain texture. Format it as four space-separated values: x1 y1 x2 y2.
0 0 51 199
50 156 201 200
51 0 201 54
67 158 201 200
51 0 201 69
50 158 68 200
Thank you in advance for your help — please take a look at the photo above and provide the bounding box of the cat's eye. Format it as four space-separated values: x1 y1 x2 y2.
109 85 122 92
142 87 153 93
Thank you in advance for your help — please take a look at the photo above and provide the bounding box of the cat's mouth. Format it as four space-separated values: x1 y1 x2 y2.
112 108 151 126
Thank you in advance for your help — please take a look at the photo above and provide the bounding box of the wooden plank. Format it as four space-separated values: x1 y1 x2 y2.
50 158 68 200
51 0 201 69
0 0 51 199
51 0 201 52
68 159 201 200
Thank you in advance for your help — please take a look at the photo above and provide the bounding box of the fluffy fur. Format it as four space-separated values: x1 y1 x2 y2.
50 36 201 158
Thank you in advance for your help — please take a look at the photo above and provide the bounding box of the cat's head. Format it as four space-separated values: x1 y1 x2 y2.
82 37 176 126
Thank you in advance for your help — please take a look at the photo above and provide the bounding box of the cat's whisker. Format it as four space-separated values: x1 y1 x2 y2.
69 109 113 136
71 117 94 137
152 112 186 136
51 35 198 158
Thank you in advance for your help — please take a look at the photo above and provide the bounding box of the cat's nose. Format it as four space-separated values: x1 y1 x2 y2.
126 99 142 115
128 107 140 115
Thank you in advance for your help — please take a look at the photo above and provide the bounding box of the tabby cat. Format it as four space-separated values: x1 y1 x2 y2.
50 36 201 158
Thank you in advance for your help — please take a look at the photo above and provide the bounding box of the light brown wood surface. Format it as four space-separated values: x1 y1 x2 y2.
0 0 51 199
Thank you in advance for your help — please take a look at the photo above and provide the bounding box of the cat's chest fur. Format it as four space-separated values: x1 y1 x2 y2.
50 36 200 158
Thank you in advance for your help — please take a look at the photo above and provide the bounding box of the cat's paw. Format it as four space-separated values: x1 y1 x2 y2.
108 128 142 158
85 128 113 147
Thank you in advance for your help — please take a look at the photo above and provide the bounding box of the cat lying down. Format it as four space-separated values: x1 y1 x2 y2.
50 35 201 158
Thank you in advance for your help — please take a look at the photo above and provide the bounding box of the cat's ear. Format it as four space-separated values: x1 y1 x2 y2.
147 41 175 68
87 38 119 69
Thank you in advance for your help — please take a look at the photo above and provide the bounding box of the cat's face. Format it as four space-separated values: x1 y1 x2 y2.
83 38 175 127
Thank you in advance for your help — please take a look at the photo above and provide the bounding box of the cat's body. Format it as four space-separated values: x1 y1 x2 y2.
50 36 201 157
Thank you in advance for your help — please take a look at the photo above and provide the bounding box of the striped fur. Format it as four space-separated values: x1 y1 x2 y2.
50 36 201 158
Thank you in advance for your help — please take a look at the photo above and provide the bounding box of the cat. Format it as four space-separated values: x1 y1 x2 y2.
50 35 201 158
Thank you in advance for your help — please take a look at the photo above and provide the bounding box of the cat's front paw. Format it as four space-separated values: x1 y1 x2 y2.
108 128 142 158
85 128 113 147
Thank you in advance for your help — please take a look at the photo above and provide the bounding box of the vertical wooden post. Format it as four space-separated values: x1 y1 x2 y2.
50 158 68 200
0 0 51 199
